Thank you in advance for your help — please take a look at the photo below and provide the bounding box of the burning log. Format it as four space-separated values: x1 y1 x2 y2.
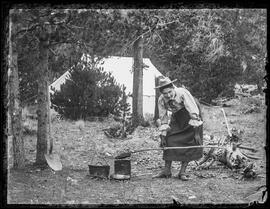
196 140 260 180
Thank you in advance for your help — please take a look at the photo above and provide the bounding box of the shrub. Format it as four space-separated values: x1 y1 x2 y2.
51 63 125 120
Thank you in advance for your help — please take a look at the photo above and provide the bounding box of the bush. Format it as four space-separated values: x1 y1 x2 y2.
51 63 125 120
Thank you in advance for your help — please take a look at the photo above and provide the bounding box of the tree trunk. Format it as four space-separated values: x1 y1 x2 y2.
132 36 144 126
8 14 25 169
35 38 50 167
154 76 161 121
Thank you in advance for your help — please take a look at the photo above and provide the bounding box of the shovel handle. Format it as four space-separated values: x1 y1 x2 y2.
164 145 222 150
129 145 224 154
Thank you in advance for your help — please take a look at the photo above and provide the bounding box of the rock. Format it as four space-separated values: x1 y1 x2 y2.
188 195 196 199
66 200 75 204
81 201 90 204
242 163 257 179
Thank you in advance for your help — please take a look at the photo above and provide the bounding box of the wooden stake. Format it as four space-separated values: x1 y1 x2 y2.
221 108 232 137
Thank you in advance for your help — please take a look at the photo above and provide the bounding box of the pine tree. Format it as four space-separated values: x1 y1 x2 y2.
51 63 123 120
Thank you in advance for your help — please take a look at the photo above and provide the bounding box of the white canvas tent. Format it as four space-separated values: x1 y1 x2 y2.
50 56 163 117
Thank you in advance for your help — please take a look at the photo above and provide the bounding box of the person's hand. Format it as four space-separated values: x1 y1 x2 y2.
189 119 203 127
159 135 166 147
159 124 171 132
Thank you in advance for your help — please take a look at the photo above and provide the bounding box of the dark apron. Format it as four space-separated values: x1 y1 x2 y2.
163 99 203 162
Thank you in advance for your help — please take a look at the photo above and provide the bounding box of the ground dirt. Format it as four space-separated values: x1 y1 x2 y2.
7 96 267 206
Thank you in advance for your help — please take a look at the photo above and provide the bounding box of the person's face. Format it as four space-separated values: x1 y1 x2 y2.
162 87 175 100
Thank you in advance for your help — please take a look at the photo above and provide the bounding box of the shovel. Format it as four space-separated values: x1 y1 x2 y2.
115 138 258 160
115 145 222 159
44 85 62 171
115 143 260 160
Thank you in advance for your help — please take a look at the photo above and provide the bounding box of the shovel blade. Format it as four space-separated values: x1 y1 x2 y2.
45 153 62 171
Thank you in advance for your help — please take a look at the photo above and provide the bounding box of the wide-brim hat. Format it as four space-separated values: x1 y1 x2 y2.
154 76 177 89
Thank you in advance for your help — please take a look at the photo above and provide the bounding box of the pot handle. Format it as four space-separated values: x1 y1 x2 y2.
96 161 103 166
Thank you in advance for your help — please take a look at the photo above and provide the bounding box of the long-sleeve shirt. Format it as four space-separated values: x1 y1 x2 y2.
158 87 201 135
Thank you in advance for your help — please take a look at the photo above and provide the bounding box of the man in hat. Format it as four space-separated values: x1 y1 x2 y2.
153 76 203 181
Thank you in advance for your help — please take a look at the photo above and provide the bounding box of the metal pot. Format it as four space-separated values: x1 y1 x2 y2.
88 162 110 179
113 159 131 180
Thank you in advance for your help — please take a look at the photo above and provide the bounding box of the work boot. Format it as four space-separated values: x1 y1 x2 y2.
153 160 172 178
177 161 190 181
